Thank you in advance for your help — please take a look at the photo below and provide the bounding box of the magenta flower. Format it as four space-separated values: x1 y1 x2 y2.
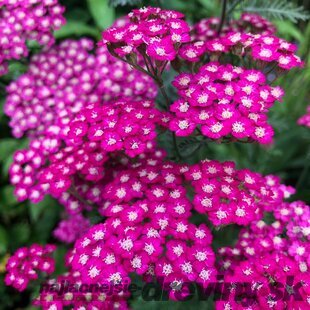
5 39 157 139
65 157 216 294
5 244 56 291
0 0 65 75
186 159 286 226
298 105 310 128
192 13 276 43
170 62 282 144
101 6 191 67
146 37 176 61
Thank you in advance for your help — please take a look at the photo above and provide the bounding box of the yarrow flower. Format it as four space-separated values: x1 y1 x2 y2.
0 0 65 75
5 244 56 291
9 135 164 208
67 99 160 158
5 39 157 139
298 105 310 128
67 158 216 297
180 25 303 71
4 6 309 309
185 159 285 226
192 13 276 42
6 40 159 207
53 214 91 244
180 13 276 62
169 62 283 143
101 6 191 64
216 196 310 310
205 32 304 70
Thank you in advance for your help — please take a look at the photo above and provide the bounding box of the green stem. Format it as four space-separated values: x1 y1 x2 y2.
68 188 98 209
296 149 310 190
156 80 170 107
227 0 243 16
217 0 228 36
173 132 182 161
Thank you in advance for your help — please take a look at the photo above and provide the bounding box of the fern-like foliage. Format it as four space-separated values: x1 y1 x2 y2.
233 0 309 23
108 0 141 7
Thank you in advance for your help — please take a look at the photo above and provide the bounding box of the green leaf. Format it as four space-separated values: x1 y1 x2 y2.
273 20 303 42
65 8 92 23
0 138 28 176
10 223 30 245
198 0 220 15
0 139 20 162
0 225 8 254
299 22 310 57
33 202 60 243
87 0 115 30
29 196 56 222
0 186 18 207
178 137 203 158
0 98 5 118
54 246 68 275
54 20 101 39
108 0 141 7
240 0 310 23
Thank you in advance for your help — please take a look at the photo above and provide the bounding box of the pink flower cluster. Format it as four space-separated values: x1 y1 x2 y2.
180 31 303 71
67 99 160 158
0 0 65 75
4 39 157 139
5 244 56 291
9 134 163 207
53 214 91 244
4 39 94 138
216 198 310 309
68 158 216 296
185 160 284 226
216 252 310 310
192 13 276 42
102 6 191 61
298 105 310 128
34 268 129 310
169 62 284 143
9 136 112 205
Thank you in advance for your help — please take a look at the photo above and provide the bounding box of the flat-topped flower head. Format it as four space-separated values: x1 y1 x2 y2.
0 0 65 75
5 40 157 139
5 244 56 291
186 159 285 226
70 202 215 294
216 197 310 310
53 214 91 244
203 32 304 70
65 158 215 292
192 13 276 42
101 6 191 64
169 62 283 143
67 99 160 158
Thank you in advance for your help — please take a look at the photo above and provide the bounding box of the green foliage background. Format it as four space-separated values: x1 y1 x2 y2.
0 0 309 309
